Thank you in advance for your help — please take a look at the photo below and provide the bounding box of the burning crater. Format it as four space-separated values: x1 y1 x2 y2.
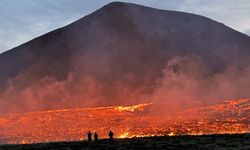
0 98 249 144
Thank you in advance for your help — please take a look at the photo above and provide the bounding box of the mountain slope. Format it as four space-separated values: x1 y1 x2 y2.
1 2 250 114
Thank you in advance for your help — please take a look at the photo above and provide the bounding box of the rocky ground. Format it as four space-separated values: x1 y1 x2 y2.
0 134 250 150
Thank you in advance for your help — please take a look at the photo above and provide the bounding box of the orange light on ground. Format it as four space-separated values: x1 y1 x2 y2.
0 99 249 144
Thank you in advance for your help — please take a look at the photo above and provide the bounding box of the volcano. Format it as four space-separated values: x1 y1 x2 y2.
1 2 250 114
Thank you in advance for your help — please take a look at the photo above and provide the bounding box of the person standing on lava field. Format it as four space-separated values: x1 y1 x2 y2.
109 130 114 142
87 131 92 142
94 132 98 143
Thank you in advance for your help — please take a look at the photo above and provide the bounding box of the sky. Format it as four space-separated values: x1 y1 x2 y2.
0 0 250 53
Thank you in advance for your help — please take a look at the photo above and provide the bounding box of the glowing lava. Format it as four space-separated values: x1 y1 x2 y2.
114 103 152 112
0 99 250 144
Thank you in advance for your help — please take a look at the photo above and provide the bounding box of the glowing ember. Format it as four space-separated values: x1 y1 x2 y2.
0 99 249 144
168 132 175 136
114 103 152 112
119 132 129 138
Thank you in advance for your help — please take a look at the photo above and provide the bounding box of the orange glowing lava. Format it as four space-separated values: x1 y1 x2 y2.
0 99 249 144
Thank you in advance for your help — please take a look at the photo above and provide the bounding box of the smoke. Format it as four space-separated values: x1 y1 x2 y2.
0 70 151 114
1 55 250 114
151 55 250 105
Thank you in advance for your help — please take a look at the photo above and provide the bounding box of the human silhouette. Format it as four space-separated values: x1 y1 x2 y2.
109 130 114 142
94 132 98 143
87 131 92 142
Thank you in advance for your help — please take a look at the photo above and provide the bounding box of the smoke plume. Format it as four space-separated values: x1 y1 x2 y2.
1 54 250 114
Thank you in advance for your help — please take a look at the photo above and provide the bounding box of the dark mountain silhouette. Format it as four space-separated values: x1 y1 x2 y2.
1 2 250 114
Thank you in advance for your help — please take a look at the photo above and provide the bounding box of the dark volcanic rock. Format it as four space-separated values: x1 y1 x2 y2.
0 2 250 113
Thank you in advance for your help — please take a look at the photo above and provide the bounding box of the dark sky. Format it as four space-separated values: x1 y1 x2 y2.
0 0 250 53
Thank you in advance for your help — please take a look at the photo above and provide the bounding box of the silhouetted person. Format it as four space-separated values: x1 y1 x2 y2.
94 132 98 143
109 130 114 142
87 131 92 142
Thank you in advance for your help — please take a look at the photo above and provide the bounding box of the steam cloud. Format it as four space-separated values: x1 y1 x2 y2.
152 55 250 103
1 55 250 114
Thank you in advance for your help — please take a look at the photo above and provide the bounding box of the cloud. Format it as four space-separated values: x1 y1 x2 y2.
174 0 250 35
0 0 250 53
247 30 250 37
0 0 105 53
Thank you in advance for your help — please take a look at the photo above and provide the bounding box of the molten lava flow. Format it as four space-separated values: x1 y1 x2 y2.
114 103 152 112
0 99 250 144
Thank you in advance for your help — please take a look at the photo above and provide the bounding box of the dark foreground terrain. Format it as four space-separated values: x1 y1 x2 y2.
0 134 250 150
